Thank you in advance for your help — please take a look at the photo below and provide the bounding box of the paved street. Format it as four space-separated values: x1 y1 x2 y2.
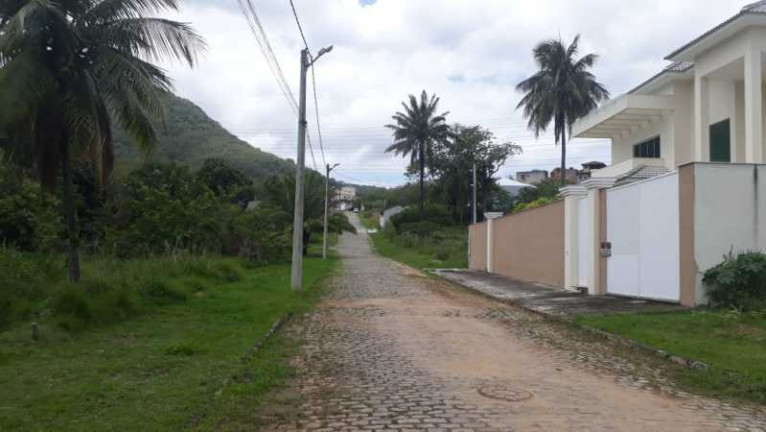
262 215 766 432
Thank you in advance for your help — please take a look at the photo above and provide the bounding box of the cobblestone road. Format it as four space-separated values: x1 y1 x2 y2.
261 215 766 432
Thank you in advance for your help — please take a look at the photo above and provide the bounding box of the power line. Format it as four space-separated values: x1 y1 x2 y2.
289 0 310 52
236 0 298 114
287 0 324 169
235 0 320 171
310 65 327 167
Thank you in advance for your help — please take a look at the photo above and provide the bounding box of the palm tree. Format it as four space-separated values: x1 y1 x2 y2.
516 35 609 185
385 91 449 219
0 0 205 282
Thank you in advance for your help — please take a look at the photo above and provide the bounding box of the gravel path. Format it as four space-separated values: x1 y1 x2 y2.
261 215 766 432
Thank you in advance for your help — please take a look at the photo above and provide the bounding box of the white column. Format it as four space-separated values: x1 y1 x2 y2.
745 47 764 163
694 74 710 162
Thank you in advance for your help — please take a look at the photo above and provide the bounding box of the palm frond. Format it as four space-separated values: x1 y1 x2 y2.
82 0 180 24
99 17 205 66
0 49 56 127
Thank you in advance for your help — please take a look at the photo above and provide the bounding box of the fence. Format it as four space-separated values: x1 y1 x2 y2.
469 201 565 287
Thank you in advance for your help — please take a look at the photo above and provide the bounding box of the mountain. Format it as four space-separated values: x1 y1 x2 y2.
113 94 298 183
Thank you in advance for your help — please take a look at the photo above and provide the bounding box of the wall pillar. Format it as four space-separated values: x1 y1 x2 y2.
581 178 616 295
744 47 764 163
694 74 710 162
678 163 697 307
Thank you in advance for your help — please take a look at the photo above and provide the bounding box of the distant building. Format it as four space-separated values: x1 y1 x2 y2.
516 170 548 184
497 178 535 198
577 161 608 182
550 167 579 183
337 186 357 211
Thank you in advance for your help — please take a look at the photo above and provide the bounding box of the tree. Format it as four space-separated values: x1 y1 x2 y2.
0 0 205 281
512 178 562 211
385 91 450 219
196 158 254 208
516 35 609 185
431 125 521 222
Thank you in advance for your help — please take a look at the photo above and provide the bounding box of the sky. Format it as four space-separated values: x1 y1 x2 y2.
162 0 751 187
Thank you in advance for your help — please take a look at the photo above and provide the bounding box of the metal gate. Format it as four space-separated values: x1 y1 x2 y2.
606 173 680 302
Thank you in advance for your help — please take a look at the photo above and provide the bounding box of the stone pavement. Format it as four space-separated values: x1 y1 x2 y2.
258 214 766 432
431 269 684 318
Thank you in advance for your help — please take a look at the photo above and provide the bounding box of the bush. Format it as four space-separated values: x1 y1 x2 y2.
0 248 250 332
704 252 766 311
390 204 454 233
0 166 63 252
398 221 440 237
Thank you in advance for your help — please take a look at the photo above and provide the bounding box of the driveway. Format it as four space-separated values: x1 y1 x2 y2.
261 214 766 431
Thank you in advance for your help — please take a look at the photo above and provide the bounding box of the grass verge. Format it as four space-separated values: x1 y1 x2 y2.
370 229 467 269
0 254 337 431
576 310 766 404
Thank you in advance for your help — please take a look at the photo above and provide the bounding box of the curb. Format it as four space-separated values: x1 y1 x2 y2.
242 312 293 363
428 270 710 372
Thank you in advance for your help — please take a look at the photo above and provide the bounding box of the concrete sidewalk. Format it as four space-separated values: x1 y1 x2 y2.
431 269 685 318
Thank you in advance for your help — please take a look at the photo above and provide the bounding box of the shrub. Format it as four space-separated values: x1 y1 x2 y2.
704 252 766 311
514 197 557 213
0 166 63 252
390 204 454 232
398 221 440 237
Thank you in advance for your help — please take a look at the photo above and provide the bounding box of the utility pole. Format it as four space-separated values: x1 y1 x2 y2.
291 46 333 292
472 163 478 224
323 163 340 259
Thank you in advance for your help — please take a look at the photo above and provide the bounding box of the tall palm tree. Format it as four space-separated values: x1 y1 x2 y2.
516 35 609 185
0 0 205 282
385 90 449 219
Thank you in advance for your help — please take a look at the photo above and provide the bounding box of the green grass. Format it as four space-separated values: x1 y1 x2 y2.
359 210 380 230
370 227 467 270
0 254 338 431
576 310 766 404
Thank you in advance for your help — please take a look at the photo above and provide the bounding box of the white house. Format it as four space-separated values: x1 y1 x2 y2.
574 1 766 176
337 186 357 211
497 178 535 198
558 1 766 307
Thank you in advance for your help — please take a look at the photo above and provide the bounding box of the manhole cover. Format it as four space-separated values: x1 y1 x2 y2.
478 384 534 402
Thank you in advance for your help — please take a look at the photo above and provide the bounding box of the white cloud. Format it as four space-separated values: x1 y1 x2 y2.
163 0 751 185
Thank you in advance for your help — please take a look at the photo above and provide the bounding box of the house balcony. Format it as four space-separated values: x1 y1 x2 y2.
591 158 668 179
573 94 675 139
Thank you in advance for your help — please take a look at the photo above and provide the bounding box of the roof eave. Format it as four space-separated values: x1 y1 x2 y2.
665 12 766 62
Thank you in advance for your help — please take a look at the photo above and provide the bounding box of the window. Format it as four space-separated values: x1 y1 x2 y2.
710 119 731 163
633 136 661 158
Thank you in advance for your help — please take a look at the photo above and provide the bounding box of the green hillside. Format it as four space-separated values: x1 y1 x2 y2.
113 94 297 182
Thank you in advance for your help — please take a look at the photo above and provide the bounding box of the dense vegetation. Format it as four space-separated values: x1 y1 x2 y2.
372 205 467 270
0 159 352 331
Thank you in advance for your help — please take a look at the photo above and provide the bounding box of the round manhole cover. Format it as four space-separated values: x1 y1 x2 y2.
478 384 534 402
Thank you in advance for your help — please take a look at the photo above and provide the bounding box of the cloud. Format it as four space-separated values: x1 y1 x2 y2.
163 0 751 186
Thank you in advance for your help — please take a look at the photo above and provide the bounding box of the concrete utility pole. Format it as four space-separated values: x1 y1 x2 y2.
291 46 333 292
323 163 340 259
472 163 478 224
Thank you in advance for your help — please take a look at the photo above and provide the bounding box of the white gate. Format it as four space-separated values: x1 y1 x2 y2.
606 173 680 302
